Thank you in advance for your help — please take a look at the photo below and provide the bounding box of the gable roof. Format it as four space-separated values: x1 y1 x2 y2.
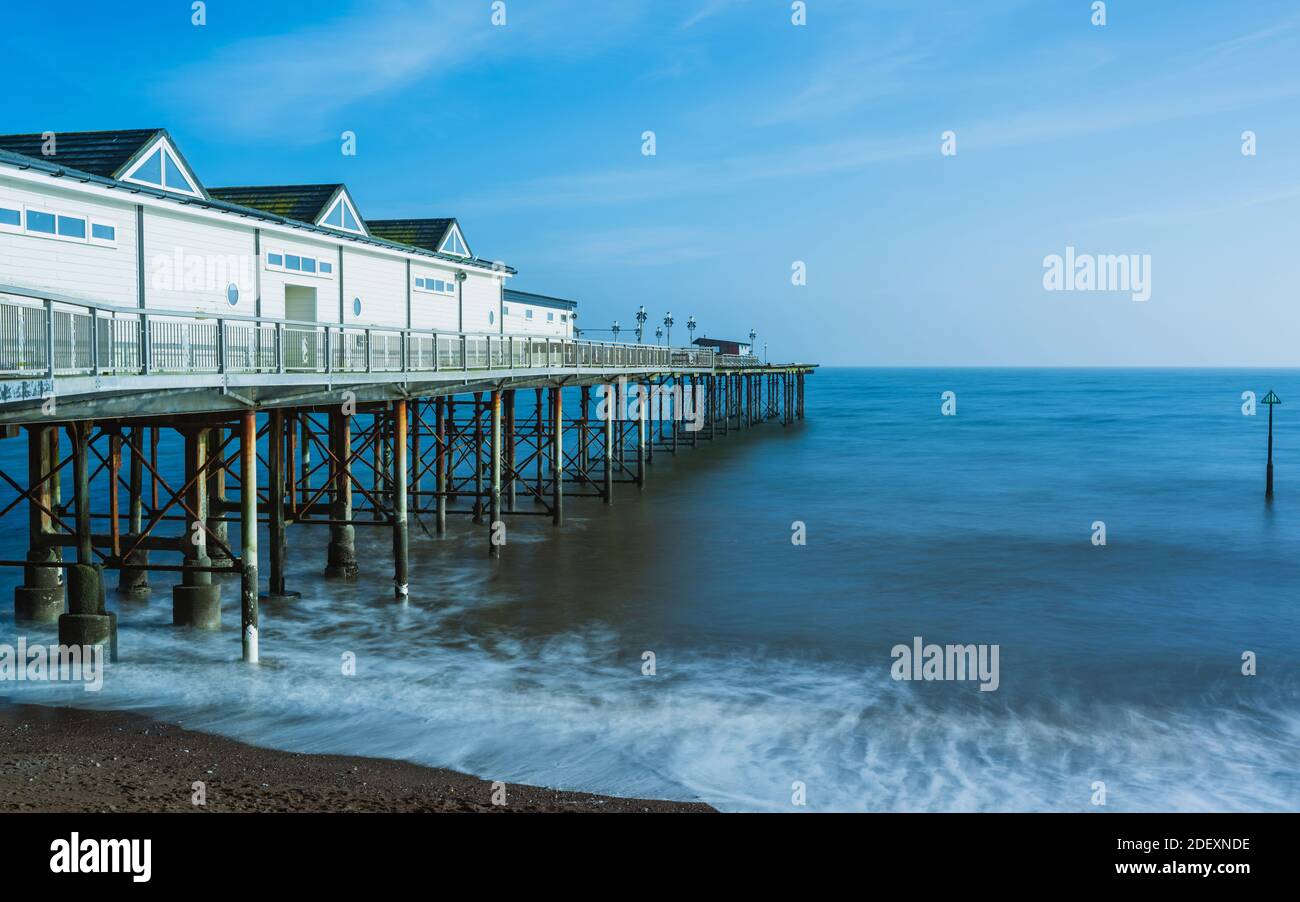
207 184 346 223
367 218 455 252
0 128 163 179
503 288 577 312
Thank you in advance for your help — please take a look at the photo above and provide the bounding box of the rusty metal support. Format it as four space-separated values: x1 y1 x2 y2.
240 410 259 662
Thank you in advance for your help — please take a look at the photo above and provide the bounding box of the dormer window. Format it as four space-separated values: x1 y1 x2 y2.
319 192 365 236
121 139 202 197
439 223 469 257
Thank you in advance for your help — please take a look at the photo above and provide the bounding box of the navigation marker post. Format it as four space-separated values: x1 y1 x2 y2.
1263 390 1281 500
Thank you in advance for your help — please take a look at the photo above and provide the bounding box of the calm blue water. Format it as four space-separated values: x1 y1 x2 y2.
2 368 1298 811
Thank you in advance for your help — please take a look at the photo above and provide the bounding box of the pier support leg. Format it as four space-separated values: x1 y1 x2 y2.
300 416 312 513
505 390 517 513
691 376 699 448
473 393 485 524
603 382 615 505
489 391 502 557
117 427 149 598
393 401 409 595
672 377 679 454
636 384 646 490
534 388 545 503
325 412 358 578
58 421 116 658
206 428 231 565
263 409 298 604
645 380 654 465
173 427 221 628
15 425 63 622
436 398 448 537
552 386 563 525
410 403 421 515
239 411 259 662
579 386 591 476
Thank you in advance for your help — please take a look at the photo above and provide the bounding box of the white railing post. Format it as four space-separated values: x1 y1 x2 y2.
216 319 226 374
89 308 99 374
44 297 55 379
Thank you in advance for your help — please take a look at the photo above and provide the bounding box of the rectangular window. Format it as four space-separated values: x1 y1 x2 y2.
319 261 332 274
547 312 554 322
26 209 56 234
502 306 509 315
285 255 301 271
0 207 20 230
267 253 283 267
301 257 317 273
90 223 116 242
415 278 425 289
432 279 444 292
525 309 533 319
560 314 567 322
57 215 87 239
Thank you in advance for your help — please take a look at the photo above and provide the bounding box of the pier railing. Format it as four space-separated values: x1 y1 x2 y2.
0 289 753 381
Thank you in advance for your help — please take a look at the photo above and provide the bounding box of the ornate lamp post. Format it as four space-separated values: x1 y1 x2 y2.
655 326 663 345
748 328 757 356
611 321 621 342
663 312 674 346
635 305 648 344
686 315 697 344
571 311 579 339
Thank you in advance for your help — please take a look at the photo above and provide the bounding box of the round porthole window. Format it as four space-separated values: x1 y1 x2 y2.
489 311 495 325
226 283 239 306
353 297 362 317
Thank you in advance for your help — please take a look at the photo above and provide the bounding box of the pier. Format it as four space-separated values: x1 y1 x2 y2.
0 284 813 662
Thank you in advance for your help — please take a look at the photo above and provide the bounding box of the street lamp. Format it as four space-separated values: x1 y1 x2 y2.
571 311 579 339
635 305 647 344
655 325 663 345
748 328 757 356
611 321 621 342
686 315 697 344
663 311 674 346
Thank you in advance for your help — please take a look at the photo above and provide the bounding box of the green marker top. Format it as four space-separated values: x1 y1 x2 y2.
1262 391 1282 406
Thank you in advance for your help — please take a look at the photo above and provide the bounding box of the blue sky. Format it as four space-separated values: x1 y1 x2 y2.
3 0 1298 365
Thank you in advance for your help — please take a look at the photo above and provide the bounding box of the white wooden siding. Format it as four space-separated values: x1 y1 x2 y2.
142 208 256 314
0 176 138 306
341 248 405 327
461 272 501 334
502 303 572 337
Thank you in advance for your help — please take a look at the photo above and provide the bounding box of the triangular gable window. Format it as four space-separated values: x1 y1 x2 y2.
121 138 202 198
440 223 469 257
319 192 366 236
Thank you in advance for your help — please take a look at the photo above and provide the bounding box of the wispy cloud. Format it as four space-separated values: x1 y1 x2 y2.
751 43 931 125
680 0 750 30
157 0 648 138
157 2 484 137
558 226 723 267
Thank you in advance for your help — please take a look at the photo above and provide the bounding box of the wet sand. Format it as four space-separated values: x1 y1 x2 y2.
0 701 714 813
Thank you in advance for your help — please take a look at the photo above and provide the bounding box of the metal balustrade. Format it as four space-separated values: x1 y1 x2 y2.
0 289 773 384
